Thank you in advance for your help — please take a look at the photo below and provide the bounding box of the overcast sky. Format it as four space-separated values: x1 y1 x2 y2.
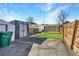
0 3 79 24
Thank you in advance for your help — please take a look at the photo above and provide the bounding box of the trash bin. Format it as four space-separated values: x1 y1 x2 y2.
7 32 13 45
0 32 13 47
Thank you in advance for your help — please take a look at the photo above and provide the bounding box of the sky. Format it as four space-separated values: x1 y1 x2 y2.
0 3 79 24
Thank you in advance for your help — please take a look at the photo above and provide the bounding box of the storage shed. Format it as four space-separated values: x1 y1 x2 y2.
0 19 15 41
10 20 28 39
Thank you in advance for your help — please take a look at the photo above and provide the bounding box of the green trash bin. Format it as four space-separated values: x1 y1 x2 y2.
7 32 13 45
0 32 13 47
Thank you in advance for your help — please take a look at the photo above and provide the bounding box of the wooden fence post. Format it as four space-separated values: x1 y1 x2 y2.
71 20 78 49
59 26 60 34
63 25 64 38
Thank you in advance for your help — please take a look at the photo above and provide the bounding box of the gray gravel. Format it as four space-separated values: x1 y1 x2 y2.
0 37 46 56
0 41 33 56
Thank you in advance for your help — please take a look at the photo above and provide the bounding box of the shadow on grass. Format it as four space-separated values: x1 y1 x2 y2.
46 32 60 34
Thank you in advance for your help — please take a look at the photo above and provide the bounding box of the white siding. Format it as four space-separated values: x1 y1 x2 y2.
8 24 15 41
0 20 15 41
38 25 44 32
0 25 6 32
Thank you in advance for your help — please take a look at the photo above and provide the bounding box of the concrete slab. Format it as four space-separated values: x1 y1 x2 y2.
28 39 71 56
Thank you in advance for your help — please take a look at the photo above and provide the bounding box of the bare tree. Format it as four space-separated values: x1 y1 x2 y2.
58 9 69 25
27 17 34 35
27 17 34 23
58 9 69 36
27 17 34 28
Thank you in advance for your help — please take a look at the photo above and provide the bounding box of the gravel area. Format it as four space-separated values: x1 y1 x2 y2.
16 37 47 44
0 37 46 56
0 41 33 56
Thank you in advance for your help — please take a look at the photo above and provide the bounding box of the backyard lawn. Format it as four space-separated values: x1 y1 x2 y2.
32 32 63 39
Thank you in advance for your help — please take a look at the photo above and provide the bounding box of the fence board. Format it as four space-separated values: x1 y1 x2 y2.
59 20 79 55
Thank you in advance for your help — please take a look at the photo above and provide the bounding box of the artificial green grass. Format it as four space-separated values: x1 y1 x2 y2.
32 32 63 39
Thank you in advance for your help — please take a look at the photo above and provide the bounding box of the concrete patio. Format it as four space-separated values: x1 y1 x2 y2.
28 39 71 56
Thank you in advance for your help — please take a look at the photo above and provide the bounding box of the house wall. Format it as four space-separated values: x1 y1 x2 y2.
0 24 6 31
7 24 15 41
0 20 15 41
38 25 44 32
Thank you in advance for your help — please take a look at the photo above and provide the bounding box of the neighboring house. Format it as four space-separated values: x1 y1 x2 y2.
59 21 70 26
38 24 44 32
0 19 15 41
28 22 39 35
63 21 70 24
10 20 28 39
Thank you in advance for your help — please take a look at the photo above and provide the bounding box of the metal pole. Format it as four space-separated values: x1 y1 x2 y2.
44 4 45 32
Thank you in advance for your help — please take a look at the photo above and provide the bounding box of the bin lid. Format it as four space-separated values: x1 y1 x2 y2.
0 31 13 33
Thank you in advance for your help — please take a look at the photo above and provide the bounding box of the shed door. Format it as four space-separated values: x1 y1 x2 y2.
23 24 27 36
19 24 27 38
19 24 24 38
0 25 7 32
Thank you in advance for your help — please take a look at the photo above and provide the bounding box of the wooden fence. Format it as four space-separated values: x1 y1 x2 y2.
44 25 59 32
59 20 79 55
